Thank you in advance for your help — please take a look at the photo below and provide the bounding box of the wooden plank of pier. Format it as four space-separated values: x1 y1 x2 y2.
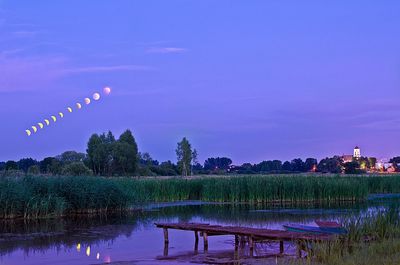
155 222 334 257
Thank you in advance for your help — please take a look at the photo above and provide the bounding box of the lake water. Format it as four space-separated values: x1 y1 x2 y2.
0 198 398 265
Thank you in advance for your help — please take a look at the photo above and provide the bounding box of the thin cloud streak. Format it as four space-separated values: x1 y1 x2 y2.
0 53 152 92
64 64 153 73
146 47 187 54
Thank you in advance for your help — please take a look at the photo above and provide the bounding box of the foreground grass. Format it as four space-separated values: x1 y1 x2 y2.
1 174 400 219
292 239 400 265
293 206 400 265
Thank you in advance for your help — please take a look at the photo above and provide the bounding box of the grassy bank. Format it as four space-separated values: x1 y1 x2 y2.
1 174 400 219
293 206 400 265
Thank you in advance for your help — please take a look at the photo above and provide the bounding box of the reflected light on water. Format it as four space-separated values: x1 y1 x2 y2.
76 243 81 252
96 252 100 260
86 246 90 256
105 255 111 263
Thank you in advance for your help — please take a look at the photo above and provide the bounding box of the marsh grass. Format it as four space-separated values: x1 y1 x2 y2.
301 205 400 265
1 174 400 219
0 176 132 219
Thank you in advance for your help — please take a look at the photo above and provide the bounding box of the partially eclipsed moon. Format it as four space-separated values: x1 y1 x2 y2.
25 87 112 136
103 87 111 95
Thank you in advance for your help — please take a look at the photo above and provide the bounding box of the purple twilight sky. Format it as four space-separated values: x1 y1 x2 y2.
0 0 399 164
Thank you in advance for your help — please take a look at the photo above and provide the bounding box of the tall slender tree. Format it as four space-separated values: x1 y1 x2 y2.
176 137 197 176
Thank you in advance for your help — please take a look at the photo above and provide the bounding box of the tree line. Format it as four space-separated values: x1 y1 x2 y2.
1 129 399 177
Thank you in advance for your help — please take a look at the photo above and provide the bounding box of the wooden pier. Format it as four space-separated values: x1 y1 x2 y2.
155 222 334 258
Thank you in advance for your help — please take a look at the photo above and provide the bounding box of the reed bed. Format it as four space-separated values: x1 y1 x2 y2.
0 176 132 219
1 174 400 219
302 205 400 265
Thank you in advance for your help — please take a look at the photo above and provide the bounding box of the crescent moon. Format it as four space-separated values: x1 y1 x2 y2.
76 103 82 109
25 129 31 136
84 98 91 105
59 112 64 118
31 126 37 133
67 107 73 113
44 119 50 126
51 116 57 122
38 122 44 129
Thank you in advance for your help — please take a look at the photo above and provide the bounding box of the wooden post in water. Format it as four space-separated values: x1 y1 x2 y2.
240 236 246 248
163 243 169 256
249 236 254 257
280 241 284 254
163 228 169 244
235 235 239 249
203 232 208 252
194 231 199 253
296 241 302 258
163 228 169 256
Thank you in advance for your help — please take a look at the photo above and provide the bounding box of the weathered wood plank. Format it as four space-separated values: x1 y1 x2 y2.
155 222 333 242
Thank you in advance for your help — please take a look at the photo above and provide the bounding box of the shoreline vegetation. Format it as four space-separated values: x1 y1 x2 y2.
294 206 400 265
1 174 400 220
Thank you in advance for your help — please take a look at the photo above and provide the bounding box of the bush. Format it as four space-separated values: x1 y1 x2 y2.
61 162 92 176
27 165 40 175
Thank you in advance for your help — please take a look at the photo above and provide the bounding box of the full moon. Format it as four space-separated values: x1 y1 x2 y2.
93 93 100 101
103 86 111 95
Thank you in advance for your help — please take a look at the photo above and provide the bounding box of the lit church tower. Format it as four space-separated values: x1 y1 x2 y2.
353 146 361 159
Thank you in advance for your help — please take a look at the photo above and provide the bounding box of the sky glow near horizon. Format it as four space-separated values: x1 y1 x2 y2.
0 0 399 164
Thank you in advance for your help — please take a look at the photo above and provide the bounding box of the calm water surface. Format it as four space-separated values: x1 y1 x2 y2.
0 199 397 265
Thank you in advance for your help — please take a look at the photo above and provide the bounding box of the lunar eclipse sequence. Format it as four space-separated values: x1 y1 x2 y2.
25 86 112 136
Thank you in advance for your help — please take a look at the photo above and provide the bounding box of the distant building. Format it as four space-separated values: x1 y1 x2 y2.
341 146 361 163
342 155 353 163
354 146 361 159
375 159 393 171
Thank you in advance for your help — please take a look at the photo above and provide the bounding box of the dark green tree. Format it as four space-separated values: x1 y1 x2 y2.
317 156 342 173
369 157 377 169
57 151 86 164
48 159 62 175
114 130 138 175
344 161 362 174
112 142 138 175
304 158 318 172
204 157 233 171
5 160 18 171
17 158 37 173
87 133 102 174
282 161 292 171
291 158 305 172
176 137 197 176
40 157 56 173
